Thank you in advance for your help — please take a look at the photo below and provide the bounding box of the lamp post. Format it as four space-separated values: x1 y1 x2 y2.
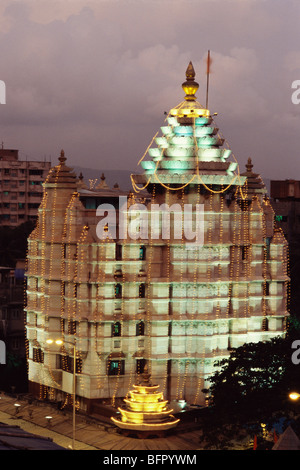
46 338 77 450
14 403 21 416
289 392 300 401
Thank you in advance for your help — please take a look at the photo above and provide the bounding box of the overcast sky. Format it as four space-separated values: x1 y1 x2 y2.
0 0 299 182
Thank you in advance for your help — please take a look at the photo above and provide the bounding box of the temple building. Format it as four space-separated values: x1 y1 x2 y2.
25 63 289 413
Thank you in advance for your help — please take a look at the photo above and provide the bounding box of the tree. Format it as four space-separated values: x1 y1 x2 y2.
0 221 35 266
206 329 300 424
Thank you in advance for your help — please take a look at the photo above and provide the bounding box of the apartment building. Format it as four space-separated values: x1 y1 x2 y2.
0 148 51 226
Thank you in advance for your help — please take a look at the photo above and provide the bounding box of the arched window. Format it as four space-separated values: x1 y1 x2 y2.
136 321 145 336
115 283 122 299
112 321 121 337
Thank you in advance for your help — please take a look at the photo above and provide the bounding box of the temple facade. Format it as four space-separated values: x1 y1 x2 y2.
25 63 289 412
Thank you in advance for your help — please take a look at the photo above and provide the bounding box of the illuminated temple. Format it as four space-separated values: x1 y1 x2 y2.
25 62 289 413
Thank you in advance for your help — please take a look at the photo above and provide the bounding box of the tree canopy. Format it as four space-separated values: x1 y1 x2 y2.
0 221 35 266
206 324 300 423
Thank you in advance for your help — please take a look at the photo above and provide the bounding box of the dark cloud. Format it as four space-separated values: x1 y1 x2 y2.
0 0 299 181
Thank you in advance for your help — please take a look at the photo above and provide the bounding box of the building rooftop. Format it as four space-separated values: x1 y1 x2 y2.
0 422 65 450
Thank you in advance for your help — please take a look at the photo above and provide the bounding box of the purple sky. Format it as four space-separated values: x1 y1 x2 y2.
0 0 299 181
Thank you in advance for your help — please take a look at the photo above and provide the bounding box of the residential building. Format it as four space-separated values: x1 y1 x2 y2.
270 179 300 243
0 148 51 226
0 261 26 359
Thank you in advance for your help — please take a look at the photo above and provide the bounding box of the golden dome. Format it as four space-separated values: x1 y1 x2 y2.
182 61 199 101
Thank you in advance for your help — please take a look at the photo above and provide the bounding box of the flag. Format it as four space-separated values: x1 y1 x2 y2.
253 435 257 450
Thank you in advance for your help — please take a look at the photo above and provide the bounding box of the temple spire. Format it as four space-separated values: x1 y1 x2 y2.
182 61 199 101
246 157 254 173
59 149 66 165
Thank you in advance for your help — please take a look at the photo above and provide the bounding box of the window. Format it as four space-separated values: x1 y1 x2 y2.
107 359 125 376
112 322 121 337
33 348 44 363
67 320 76 335
139 245 146 260
58 354 82 373
11 338 21 350
275 215 287 222
136 321 145 336
139 283 146 298
265 281 270 296
262 317 269 331
115 244 122 260
115 283 122 299
1 308 7 319
12 308 20 318
29 169 44 176
241 245 248 261
265 237 271 260
136 358 146 374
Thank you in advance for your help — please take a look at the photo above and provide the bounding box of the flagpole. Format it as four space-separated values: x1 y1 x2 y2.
205 50 210 110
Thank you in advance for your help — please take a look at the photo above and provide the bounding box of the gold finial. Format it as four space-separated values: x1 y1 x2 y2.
182 61 199 101
59 149 66 165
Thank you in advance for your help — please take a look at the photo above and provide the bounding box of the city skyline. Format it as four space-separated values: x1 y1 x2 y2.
0 0 299 182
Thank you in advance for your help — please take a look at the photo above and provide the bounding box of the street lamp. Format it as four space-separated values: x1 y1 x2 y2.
46 338 77 450
14 403 21 416
45 415 53 427
289 392 300 401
